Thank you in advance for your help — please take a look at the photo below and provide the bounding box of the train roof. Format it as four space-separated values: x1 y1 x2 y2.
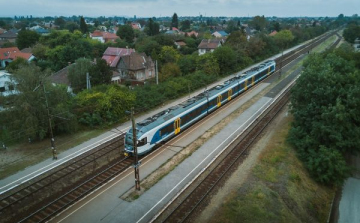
131 60 276 136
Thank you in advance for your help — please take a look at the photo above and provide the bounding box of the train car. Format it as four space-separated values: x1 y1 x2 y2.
124 60 276 156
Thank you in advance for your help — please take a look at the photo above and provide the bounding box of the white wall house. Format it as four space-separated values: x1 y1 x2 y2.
0 71 18 96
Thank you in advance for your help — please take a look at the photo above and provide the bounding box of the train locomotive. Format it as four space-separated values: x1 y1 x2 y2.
124 60 276 156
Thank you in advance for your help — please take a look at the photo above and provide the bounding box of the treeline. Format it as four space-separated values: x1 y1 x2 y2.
0 16 339 144
288 43 360 185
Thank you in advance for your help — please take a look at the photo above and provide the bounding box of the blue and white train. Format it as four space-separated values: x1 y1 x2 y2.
124 60 276 156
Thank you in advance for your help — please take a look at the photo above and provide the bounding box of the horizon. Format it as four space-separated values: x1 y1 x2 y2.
1 0 359 18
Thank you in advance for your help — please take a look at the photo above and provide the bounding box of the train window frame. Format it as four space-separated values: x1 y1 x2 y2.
137 137 147 147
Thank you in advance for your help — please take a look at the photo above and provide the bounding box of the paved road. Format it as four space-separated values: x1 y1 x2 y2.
338 177 360 223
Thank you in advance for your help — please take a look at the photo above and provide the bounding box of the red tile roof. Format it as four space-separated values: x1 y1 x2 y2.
198 39 222 49
102 47 135 67
269 31 278 36
0 47 32 60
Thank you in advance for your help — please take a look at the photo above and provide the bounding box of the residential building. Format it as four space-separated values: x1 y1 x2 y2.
118 52 155 82
269 30 278 36
131 23 141 30
90 30 120 43
0 47 35 68
186 30 199 37
102 47 135 68
197 39 222 55
212 30 228 38
48 66 73 93
0 70 18 97
0 30 17 43
175 40 186 49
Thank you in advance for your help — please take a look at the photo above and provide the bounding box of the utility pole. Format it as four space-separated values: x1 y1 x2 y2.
130 107 140 191
155 60 158 85
86 72 91 89
34 82 57 160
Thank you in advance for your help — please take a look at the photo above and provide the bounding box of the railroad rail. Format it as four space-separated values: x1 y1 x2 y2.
153 30 341 223
0 134 125 223
156 77 292 223
18 156 133 223
0 30 340 223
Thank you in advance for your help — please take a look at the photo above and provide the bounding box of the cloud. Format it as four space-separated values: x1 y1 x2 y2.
2 0 359 17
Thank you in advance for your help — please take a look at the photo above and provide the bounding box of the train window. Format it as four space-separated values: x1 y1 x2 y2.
137 137 147 147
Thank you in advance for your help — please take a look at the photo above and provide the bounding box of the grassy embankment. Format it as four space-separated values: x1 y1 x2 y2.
204 33 339 223
208 114 334 223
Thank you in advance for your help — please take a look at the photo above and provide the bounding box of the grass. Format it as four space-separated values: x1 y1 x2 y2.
312 35 337 53
208 114 335 223
0 128 105 179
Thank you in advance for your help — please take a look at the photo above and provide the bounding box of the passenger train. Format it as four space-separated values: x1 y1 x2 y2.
124 60 276 156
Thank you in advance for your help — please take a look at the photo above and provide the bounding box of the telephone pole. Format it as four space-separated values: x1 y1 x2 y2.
130 107 140 190
34 81 57 160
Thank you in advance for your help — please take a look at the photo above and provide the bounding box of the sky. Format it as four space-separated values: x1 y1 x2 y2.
1 0 359 18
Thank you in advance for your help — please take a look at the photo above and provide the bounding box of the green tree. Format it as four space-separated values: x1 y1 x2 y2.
16 30 40 49
213 46 237 75
288 53 360 185
177 54 197 74
75 85 136 126
273 29 294 50
80 16 88 34
146 18 160 36
6 57 28 72
159 46 181 64
0 64 76 142
171 13 179 29
116 25 135 43
160 63 182 81
196 53 220 75
89 58 112 86
180 20 191 31
68 58 93 93
54 17 66 28
251 15 267 31
343 24 360 44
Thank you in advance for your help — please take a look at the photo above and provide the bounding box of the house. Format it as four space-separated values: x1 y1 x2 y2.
269 30 278 36
90 30 120 43
175 40 186 49
186 30 199 37
0 30 18 43
48 66 73 93
101 47 135 68
0 28 5 34
118 52 155 82
197 39 222 55
0 70 18 97
212 31 228 38
0 47 35 68
131 23 141 30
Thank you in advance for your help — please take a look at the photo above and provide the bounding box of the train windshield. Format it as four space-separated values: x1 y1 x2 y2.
125 133 133 145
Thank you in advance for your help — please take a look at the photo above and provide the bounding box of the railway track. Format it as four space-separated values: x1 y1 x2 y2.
157 77 292 223
18 156 133 223
0 134 125 223
0 30 340 223
153 30 341 223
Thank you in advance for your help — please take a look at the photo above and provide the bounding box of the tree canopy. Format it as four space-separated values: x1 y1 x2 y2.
171 13 179 29
16 29 40 49
288 51 360 185
116 25 135 43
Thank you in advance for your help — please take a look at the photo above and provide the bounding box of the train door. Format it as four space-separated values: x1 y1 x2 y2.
267 66 271 76
217 95 222 107
252 76 255 86
174 118 181 135
228 89 232 101
244 79 248 90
